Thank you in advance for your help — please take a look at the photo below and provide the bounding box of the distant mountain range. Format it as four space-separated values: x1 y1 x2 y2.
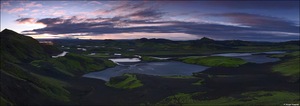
41 32 299 56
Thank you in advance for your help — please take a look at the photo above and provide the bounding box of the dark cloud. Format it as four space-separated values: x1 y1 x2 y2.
36 17 64 25
21 15 299 41
105 1 163 20
107 1 150 13
31 17 118 34
205 1 300 10
126 8 164 20
15 18 35 24
206 13 299 33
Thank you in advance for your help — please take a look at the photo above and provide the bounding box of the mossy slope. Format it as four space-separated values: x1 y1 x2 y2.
31 53 115 77
0 29 115 105
180 56 247 67
159 91 299 105
0 29 48 63
272 51 300 82
106 74 143 89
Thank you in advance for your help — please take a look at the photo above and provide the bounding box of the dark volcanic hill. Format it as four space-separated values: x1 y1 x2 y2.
0 29 115 105
1 29 49 63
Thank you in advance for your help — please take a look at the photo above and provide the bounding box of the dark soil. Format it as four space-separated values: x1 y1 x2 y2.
67 75 205 105
193 62 299 100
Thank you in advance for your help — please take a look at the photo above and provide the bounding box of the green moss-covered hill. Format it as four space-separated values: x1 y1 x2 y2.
272 51 300 82
0 29 49 63
106 74 143 89
0 29 115 105
158 91 299 105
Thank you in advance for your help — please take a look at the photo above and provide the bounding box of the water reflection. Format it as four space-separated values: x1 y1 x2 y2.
211 52 283 63
83 61 209 81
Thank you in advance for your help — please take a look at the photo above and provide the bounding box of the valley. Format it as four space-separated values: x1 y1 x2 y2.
0 29 299 105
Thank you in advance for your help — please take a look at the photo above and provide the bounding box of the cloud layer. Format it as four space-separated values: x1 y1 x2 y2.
205 1 300 9
20 14 299 41
2 1 299 41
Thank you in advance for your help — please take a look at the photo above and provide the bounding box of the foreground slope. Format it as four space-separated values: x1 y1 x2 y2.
0 29 114 105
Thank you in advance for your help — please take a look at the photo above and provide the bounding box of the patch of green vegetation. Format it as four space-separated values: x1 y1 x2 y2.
236 44 299 52
271 51 300 82
0 29 48 63
87 53 110 58
288 51 300 57
158 91 299 105
162 75 196 79
1 50 21 63
141 56 161 62
192 79 204 85
180 56 247 67
159 93 195 105
106 74 143 89
31 73 70 102
270 51 300 58
2 61 34 81
1 96 13 106
273 57 300 82
31 53 116 76
1 61 70 103
270 54 286 58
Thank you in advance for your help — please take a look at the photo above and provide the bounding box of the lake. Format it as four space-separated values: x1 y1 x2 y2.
109 58 141 65
211 51 284 64
84 51 284 81
83 61 209 81
52 51 68 58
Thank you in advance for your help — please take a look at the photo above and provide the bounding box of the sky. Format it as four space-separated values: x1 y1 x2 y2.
1 0 299 41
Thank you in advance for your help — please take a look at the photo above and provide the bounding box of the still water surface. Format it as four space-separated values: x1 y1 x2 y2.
83 61 209 81
212 51 284 63
84 51 284 81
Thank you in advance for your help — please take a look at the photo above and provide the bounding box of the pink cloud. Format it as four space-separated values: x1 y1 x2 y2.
52 6 63 9
7 8 25 13
18 13 29 17
89 1 102 5
25 2 42 8
1 1 11 7
52 10 66 16
91 9 110 16
31 9 40 13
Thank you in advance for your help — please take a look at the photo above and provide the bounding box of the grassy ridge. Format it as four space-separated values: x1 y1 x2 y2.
270 51 300 58
192 79 204 85
106 74 143 89
0 29 48 63
31 73 70 102
0 29 116 104
159 91 299 105
1 61 70 104
180 56 247 67
141 56 161 62
0 96 13 106
272 51 300 82
162 75 196 79
2 53 115 104
31 53 115 76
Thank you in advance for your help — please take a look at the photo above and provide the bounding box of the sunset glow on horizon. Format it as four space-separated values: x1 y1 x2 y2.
1 0 299 41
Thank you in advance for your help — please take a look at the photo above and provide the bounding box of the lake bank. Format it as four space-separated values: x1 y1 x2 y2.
83 61 209 81
83 51 286 81
74 51 298 105
69 59 298 105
